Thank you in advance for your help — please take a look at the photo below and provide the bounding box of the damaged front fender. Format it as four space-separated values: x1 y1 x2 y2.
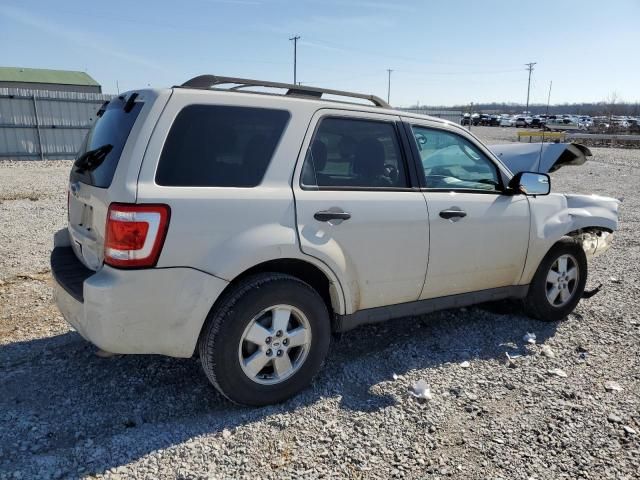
519 193 619 284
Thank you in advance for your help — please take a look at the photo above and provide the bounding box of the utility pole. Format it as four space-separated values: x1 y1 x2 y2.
525 62 537 114
289 35 300 85
386 69 393 104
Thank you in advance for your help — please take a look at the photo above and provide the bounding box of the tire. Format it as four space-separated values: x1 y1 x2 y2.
198 273 331 406
524 238 587 322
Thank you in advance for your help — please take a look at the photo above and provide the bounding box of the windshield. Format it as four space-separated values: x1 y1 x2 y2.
70 96 143 188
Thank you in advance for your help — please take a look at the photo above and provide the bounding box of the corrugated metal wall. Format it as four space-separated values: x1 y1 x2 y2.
399 108 463 123
0 87 112 160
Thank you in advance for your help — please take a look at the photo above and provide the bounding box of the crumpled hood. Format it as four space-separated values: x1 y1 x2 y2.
490 143 592 174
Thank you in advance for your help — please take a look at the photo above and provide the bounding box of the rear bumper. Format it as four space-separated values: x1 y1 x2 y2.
51 234 229 357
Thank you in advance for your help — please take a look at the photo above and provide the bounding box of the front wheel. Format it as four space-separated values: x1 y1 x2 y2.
524 238 587 322
198 273 331 406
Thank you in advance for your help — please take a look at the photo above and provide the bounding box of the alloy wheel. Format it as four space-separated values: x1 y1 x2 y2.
545 254 579 307
238 305 312 385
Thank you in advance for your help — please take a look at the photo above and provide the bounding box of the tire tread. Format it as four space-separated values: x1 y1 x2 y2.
198 273 328 404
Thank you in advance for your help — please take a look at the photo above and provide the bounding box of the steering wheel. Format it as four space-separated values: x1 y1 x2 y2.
383 163 399 183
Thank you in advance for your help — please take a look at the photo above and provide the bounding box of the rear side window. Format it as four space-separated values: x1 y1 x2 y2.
156 105 290 187
70 96 143 188
301 117 408 189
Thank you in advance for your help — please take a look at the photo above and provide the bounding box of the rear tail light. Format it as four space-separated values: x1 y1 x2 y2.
104 203 170 268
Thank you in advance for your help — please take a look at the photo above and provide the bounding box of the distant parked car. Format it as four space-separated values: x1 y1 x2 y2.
545 118 581 131
500 115 514 127
489 115 502 126
514 117 528 128
530 117 542 129
477 114 491 126
578 117 593 130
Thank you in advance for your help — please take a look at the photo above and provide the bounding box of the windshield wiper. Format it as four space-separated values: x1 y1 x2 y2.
74 144 113 173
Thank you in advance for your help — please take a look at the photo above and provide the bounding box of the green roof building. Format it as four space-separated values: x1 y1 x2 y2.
0 67 101 93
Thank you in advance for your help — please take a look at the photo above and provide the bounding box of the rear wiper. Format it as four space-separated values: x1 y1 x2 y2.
96 100 109 118
74 144 113 173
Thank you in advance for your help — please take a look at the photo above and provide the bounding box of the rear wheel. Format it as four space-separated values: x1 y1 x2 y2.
524 238 587 322
198 273 331 406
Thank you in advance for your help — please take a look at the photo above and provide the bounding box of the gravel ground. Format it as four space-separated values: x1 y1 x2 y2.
1 128 639 479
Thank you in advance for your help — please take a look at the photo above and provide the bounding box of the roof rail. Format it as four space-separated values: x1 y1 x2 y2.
178 74 390 108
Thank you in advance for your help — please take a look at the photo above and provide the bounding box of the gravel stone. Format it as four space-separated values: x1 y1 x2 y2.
604 381 623 392
608 414 623 424
547 368 568 378
540 344 555 358
1 128 639 479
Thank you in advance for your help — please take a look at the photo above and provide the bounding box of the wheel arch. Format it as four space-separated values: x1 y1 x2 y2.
232 258 344 315
204 257 346 332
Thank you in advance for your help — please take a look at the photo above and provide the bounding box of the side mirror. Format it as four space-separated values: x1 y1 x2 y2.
509 171 550 196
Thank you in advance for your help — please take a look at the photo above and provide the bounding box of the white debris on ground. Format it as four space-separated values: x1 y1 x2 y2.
409 379 433 401
547 368 568 378
1 128 639 479
523 332 537 344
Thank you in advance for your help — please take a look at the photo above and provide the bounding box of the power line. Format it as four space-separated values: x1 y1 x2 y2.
387 69 393 104
525 62 537 113
289 35 301 85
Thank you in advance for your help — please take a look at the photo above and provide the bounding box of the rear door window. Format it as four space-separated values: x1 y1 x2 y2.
301 117 409 189
155 105 290 187
70 96 143 188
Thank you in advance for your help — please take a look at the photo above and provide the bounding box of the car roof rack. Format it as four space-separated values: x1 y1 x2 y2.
178 74 391 108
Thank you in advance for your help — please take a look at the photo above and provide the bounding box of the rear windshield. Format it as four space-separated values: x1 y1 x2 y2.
155 105 290 187
70 96 143 188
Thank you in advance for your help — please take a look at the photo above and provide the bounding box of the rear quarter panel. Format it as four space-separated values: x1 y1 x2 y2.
135 90 346 313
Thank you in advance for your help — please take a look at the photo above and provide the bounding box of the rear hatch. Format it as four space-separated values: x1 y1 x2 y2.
67 93 147 270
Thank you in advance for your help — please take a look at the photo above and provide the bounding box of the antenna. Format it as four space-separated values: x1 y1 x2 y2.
536 80 553 173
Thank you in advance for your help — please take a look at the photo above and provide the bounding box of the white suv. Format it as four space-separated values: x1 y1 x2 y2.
52 75 618 405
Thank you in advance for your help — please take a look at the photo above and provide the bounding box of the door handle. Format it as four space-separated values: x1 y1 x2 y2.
314 210 352 222
439 209 467 220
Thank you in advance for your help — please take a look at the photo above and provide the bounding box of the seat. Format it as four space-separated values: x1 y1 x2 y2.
352 138 393 187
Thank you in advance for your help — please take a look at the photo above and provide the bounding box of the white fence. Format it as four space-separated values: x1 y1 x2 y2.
0 87 112 160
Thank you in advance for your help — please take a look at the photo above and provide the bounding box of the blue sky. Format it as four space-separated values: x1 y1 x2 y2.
1 0 638 106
